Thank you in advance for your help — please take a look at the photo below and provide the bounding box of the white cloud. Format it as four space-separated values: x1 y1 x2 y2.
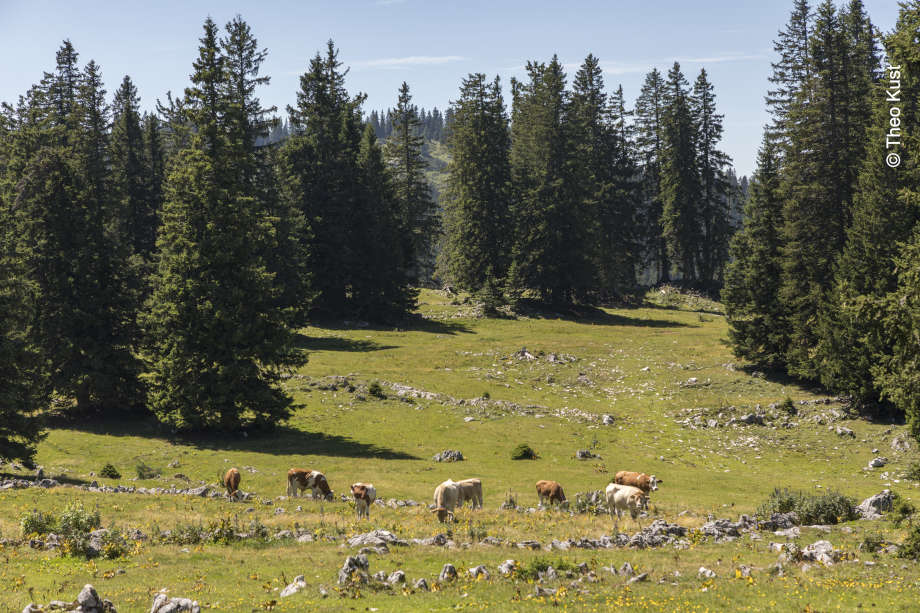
673 53 767 64
357 55 466 68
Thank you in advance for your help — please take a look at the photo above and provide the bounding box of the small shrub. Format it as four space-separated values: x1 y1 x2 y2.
905 462 920 482
481 391 491 400
164 523 207 545
757 488 857 525
58 501 101 536
860 532 886 553
100 531 130 560
20 510 57 536
779 397 797 415
891 494 916 527
99 463 121 479
517 557 575 581
135 460 160 480
368 380 385 399
898 524 920 560
208 517 239 545
511 444 537 460
466 521 487 542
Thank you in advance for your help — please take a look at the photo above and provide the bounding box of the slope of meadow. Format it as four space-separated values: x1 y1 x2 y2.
2 288 918 611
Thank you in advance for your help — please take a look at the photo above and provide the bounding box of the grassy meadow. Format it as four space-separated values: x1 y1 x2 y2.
2 288 919 611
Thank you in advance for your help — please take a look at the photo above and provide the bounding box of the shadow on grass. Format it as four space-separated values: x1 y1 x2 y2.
0 471 91 486
292 333 397 353
44 413 418 461
514 299 692 328
307 314 473 336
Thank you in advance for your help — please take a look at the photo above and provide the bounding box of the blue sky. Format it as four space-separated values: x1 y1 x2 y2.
0 0 900 176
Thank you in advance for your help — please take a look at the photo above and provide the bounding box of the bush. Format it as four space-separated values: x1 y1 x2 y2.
860 532 886 553
511 444 537 460
905 461 920 482
367 380 385 399
779 397 797 415
20 510 57 536
135 459 160 480
517 557 575 581
898 524 920 560
58 501 100 536
757 488 858 525
99 463 121 479
99 531 130 559
891 494 916 527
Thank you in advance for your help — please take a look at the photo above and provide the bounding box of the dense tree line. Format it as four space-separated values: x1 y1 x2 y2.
724 1 920 438
0 16 742 459
439 55 739 305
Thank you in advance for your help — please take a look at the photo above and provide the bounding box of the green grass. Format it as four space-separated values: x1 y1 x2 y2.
3 288 920 611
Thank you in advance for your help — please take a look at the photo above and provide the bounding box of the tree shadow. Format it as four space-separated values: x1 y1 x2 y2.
44 413 419 461
307 314 472 336
181 425 420 460
514 299 691 328
292 333 397 352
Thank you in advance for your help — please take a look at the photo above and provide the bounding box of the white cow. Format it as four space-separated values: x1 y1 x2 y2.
351 483 376 519
432 479 460 522
605 483 648 532
455 478 483 509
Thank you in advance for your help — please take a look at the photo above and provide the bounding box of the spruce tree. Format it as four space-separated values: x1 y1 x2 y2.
439 73 512 307
691 69 733 288
659 62 701 282
822 2 918 406
634 69 669 282
723 139 787 368
141 19 303 431
766 0 812 148
509 56 589 304
385 82 439 284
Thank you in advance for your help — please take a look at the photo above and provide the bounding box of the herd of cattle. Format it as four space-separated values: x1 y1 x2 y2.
222 468 662 530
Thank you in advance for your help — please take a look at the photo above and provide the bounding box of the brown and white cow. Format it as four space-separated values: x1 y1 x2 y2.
287 468 333 500
614 471 661 494
535 480 566 506
351 483 377 519
432 479 460 522
605 483 648 532
223 467 241 501
455 478 483 509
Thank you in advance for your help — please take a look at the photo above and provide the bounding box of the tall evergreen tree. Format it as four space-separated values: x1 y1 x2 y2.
634 69 669 282
723 139 787 368
141 19 303 431
385 82 438 284
766 0 812 147
691 69 733 287
509 56 590 304
659 62 701 282
439 73 512 306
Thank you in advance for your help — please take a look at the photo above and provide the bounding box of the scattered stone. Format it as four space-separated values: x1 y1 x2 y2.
413 578 429 591
387 570 406 585
534 586 557 597
759 512 798 531
891 434 912 453
167 460 180 468
150 589 200 613
801 540 842 566
868 457 888 469
498 559 518 576
574 449 600 460
338 555 370 585
619 562 635 577
602 414 615 425
280 575 307 598
737 565 753 578
629 572 649 584
439 563 458 582
698 567 717 579
857 490 894 520
432 450 464 462
272 530 293 540
835 426 855 438
469 565 490 579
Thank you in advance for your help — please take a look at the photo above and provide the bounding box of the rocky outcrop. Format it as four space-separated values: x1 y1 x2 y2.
857 490 894 520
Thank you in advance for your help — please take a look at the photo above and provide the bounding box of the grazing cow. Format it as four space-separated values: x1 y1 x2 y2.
287 468 333 500
455 478 483 509
351 483 376 519
614 471 661 494
432 479 460 522
535 480 566 506
605 483 649 532
223 467 241 501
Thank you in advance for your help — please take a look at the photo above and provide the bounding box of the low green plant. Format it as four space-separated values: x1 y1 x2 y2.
779 397 797 415
860 532 886 553
898 524 920 560
892 494 916 527
511 444 537 460
368 380 385 399
135 459 160 480
57 501 100 536
99 463 121 479
20 510 56 536
905 462 920 482
757 488 857 525
517 557 575 581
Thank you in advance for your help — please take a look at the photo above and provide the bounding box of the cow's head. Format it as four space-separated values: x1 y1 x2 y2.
432 507 454 523
649 475 660 491
351 484 366 498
